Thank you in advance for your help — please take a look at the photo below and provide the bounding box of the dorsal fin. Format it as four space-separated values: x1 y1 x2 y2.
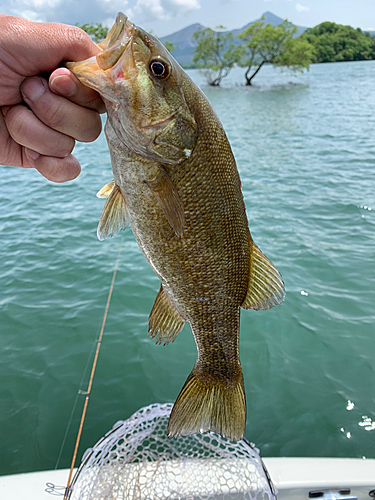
149 285 185 345
241 242 285 310
97 185 129 241
145 168 185 238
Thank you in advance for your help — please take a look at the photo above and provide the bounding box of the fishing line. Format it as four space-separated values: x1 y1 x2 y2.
60 241 123 500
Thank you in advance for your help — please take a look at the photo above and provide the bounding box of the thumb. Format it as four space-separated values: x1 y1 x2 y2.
2 16 101 75
32 22 102 71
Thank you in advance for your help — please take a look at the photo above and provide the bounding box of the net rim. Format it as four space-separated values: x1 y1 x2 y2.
67 403 277 500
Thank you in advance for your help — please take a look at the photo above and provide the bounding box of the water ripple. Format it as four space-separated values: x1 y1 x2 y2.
1 61 375 474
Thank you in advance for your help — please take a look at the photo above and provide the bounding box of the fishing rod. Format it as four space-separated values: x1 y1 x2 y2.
61 242 123 500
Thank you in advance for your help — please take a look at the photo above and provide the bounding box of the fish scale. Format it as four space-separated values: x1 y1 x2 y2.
67 12 285 441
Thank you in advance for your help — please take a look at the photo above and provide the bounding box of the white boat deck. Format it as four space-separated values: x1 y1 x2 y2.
1 458 374 499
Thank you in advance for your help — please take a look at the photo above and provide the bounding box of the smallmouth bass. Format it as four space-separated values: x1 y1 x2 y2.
67 13 285 441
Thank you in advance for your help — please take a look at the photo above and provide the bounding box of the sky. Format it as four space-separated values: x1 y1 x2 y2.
1 0 375 37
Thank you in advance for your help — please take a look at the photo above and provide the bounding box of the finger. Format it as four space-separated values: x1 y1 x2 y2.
0 107 23 167
0 19 102 105
12 20 102 76
22 76 102 142
24 148 81 182
1 106 81 181
49 68 106 114
3 102 75 157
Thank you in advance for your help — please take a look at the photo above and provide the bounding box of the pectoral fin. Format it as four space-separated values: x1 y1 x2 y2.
241 242 285 310
149 285 185 345
97 185 129 241
96 180 115 198
145 168 185 238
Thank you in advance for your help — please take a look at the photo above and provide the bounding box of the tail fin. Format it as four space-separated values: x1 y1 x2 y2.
167 368 246 441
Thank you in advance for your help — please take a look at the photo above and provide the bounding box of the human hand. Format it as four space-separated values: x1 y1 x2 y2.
0 15 106 182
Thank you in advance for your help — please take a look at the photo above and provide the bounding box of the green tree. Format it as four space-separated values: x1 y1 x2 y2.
163 40 177 53
192 26 241 86
76 23 109 43
301 22 374 63
238 19 312 85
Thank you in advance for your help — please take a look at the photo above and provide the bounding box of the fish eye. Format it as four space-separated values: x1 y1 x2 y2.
149 59 170 80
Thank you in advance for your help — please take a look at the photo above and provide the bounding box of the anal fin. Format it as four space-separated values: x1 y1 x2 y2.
149 285 185 345
97 185 129 241
242 242 285 310
145 168 185 238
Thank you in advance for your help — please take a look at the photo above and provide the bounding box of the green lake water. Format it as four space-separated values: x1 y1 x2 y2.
1 61 375 475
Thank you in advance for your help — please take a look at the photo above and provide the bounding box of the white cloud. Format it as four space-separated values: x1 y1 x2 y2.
262 0 272 2
100 0 129 14
127 0 200 22
15 9 45 21
172 0 200 9
127 0 166 22
27 0 61 7
4 0 199 31
8 0 63 20
295 3 310 12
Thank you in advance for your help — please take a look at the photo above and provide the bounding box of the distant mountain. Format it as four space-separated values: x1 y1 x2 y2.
160 11 307 67
159 22 205 67
233 11 307 37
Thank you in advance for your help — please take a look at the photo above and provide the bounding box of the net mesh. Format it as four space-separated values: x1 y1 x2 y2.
68 403 276 500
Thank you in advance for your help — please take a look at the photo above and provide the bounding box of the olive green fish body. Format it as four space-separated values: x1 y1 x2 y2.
67 13 285 441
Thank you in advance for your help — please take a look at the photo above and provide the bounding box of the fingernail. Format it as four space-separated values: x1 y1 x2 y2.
22 77 46 103
50 74 76 97
25 148 40 161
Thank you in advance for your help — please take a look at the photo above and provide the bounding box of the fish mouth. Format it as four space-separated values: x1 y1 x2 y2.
96 12 134 70
66 12 135 95
98 12 131 51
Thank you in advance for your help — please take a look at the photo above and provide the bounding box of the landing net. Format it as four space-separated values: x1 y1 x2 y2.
67 403 276 500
